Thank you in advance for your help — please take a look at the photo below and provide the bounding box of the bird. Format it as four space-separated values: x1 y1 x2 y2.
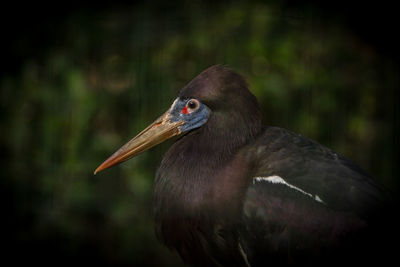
94 65 394 266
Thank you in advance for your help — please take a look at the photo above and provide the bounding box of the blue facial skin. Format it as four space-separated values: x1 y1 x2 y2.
168 98 211 133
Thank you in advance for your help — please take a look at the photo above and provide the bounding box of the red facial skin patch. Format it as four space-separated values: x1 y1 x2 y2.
182 106 188 114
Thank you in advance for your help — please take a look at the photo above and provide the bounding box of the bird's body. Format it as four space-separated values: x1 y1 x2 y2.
95 65 393 266
154 125 386 266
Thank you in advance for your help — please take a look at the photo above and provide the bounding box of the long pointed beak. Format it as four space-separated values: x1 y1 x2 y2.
94 111 184 174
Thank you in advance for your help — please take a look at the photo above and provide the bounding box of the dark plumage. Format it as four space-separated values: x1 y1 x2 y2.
95 65 394 266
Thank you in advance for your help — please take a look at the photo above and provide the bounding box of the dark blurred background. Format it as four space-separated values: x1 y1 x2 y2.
1 0 399 266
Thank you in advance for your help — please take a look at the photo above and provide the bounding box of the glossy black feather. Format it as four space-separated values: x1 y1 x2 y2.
152 65 393 266
247 126 387 216
240 127 392 265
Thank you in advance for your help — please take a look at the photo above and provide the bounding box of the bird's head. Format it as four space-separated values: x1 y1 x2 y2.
94 65 261 174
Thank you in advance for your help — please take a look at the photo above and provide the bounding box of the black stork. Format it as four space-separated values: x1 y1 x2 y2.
95 65 394 266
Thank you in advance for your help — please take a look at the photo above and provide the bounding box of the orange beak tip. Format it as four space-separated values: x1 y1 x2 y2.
94 162 110 175
93 167 100 175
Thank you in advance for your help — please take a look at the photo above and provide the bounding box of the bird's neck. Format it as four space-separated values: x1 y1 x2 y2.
154 111 262 217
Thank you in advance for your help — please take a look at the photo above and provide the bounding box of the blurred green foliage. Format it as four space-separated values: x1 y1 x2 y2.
1 1 399 266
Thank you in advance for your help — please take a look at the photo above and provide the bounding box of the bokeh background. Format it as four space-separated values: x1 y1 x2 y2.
2 1 399 266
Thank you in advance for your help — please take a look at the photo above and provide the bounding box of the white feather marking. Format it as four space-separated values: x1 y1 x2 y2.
315 195 325 204
238 242 251 267
253 175 325 204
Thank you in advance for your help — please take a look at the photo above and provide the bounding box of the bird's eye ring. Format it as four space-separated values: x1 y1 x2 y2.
181 99 199 114
187 99 199 110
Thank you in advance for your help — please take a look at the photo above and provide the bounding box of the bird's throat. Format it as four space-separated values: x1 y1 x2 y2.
153 113 260 217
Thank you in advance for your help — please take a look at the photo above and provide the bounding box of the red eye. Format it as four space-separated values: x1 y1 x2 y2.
182 99 199 114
